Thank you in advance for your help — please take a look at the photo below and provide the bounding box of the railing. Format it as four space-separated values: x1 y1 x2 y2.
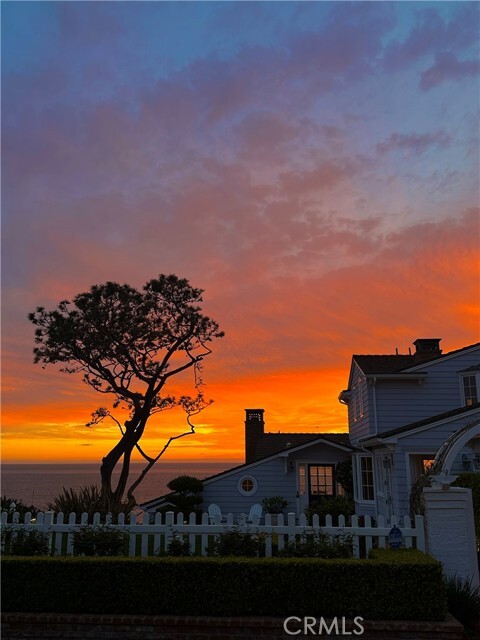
0 510 425 558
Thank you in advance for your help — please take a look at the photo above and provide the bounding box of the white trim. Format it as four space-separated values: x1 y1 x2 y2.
459 371 480 407
237 475 258 496
353 453 375 504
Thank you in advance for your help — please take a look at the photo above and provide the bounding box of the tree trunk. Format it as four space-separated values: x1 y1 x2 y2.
100 411 148 505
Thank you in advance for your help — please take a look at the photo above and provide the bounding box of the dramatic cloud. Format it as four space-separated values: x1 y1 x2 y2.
2 2 479 462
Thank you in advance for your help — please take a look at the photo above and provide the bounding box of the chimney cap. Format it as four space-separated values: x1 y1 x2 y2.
413 338 442 352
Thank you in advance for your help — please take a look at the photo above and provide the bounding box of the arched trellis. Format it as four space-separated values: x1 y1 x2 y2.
431 417 480 486
409 416 480 515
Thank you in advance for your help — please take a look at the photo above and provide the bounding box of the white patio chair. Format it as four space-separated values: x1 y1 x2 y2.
247 503 262 525
208 503 224 524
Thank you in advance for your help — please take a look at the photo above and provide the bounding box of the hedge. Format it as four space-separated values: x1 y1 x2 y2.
1 549 446 620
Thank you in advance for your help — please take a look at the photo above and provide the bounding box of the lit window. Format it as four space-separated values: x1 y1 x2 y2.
360 457 374 501
238 475 257 496
309 465 334 497
298 464 306 495
463 376 478 406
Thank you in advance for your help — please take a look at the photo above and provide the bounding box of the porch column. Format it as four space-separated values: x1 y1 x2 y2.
423 485 479 587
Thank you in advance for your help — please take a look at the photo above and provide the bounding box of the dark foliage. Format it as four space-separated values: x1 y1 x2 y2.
48 485 133 519
335 459 354 496
73 525 129 556
208 528 265 557
28 275 223 506
2 550 446 620
1 495 39 517
277 532 353 558
305 495 355 524
445 575 480 633
1 530 50 556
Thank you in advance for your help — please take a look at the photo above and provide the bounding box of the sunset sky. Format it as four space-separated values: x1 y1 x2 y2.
2 1 479 464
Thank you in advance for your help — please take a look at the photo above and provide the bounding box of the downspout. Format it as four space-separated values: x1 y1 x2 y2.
372 377 378 437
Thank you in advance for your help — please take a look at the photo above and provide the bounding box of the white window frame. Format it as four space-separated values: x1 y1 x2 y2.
354 454 375 503
460 373 479 407
238 475 258 496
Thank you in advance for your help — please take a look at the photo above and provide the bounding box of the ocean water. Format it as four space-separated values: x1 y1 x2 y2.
1 461 236 511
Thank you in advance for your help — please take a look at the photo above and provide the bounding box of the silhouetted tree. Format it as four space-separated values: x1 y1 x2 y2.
29 274 223 506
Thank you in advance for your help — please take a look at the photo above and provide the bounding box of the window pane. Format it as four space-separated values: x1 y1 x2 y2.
463 376 478 406
360 457 374 501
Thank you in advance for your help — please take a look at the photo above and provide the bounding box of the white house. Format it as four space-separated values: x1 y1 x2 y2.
338 338 480 519
142 409 353 519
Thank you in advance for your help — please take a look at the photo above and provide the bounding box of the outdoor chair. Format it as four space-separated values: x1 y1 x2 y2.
208 503 224 524
247 503 262 525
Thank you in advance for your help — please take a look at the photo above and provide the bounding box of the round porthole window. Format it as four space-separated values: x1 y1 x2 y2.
238 475 258 496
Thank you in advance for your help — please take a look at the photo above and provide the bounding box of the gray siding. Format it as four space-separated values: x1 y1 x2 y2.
348 363 371 445
388 410 480 516
374 348 480 435
201 443 351 519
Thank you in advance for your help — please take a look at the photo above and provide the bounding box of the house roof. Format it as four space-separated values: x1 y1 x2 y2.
362 402 480 442
353 341 480 376
140 431 353 511
252 432 351 461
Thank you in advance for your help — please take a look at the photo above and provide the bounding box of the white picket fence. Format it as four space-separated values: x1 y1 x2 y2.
1 510 425 559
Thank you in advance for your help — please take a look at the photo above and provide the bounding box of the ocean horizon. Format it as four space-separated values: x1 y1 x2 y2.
1 461 238 511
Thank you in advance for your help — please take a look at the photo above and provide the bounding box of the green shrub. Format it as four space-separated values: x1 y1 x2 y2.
73 525 129 556
1 529 50 556
305 495 355 524
335 460 354 497
1 496 39 517
445 575 480 633
208 528 265 557
1 550 446 620
157 534 192 557
277 532 353 559
48 485 133 519
262 496 288 514
161 475 203 517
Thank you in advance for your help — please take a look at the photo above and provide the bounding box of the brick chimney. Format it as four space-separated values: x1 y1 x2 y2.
413 338 442 363
245 409 264 464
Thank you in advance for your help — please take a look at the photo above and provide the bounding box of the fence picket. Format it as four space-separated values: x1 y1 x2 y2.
0 509 425 560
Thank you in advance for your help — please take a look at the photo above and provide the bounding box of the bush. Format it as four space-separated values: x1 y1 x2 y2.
305 495 355 524
208 528 265 557
73 525 129 556
262 496 288 514
1 550 446 620
48 485 133 519
1 496 39 517
1 529 50 556
335 460 354 496
163 475 203 517
156 533 192 557
445 575 480 633
277 532 353 559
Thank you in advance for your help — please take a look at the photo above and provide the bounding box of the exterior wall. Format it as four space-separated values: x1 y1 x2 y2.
373 347 480 436
347 362 371 445
387 410 480 517
201 444 351 519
